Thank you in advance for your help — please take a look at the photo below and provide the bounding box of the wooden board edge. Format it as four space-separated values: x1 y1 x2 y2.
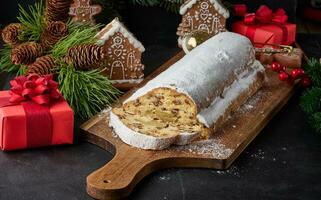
224 85 297 168
113 82 141 91
80 128 117 156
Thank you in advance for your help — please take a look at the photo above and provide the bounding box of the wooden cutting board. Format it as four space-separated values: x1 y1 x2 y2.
81 51 296 200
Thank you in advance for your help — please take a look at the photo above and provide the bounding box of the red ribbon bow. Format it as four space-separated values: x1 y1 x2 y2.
234 5 288 25
243 5 288 25
9 74 61 106
234 4 290 45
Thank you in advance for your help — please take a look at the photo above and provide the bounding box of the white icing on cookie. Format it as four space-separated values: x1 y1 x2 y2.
96 18 145 52
180 0 230 19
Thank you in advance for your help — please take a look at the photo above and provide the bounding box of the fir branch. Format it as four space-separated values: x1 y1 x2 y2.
159 0 184 13
310 112 321 133
58 66 121 119
0 44 21 73
131 0 160 6
17 1 45 42
51 23 100 59
304 58 321 87
16 65 28 76
92 0 126 21
130 0 184 12
300 87 321 114
300 58 321 134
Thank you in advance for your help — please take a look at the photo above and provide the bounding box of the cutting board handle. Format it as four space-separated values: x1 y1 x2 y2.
86 145 156 200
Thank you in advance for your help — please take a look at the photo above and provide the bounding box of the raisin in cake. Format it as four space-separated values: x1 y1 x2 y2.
110 32 266 150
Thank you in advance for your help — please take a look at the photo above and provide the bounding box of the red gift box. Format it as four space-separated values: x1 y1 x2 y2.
232 21 296 45
0 91 74 151
0 75 74 151
232 5 296 46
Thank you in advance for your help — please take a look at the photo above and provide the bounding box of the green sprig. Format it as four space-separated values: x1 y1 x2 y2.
0 44 22 74
301 87 321 114
51 23 100 59
17 0 45 42
58 66 121 119
130 0 184 12
304 58 321 87
300 58 321 134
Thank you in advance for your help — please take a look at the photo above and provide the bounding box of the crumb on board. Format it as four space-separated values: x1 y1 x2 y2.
170 139 233 159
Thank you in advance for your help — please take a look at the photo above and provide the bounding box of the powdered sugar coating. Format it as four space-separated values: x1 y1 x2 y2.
125 32 264 128
110 32 265 150
112 79 144 84
197 60 264 127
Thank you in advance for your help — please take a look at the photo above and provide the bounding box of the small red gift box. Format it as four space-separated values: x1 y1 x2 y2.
232 5 296 46
0 75 74 151
232 21 296 45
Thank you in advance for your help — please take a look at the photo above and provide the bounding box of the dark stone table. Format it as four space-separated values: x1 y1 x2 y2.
1 4 321 200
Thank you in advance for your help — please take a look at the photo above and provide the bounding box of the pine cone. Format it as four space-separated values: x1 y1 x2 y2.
41 21 68 50
28 55 56 75
46 0 72 22
177 20 191 37
65 44 105 70
11 42 43 65
1 23 22 46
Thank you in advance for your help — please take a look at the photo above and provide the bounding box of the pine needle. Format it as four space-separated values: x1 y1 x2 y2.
17 1 45 42
159 0 184 13
310 112 321 133
0 44 21 73
58 65 121 119
300 87 321 114
130 0 184 12
305 58 321 87
51 23 100 59
16 66 28 76
300 58 321 134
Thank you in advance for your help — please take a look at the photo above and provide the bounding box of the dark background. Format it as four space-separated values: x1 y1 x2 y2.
1 0 321 200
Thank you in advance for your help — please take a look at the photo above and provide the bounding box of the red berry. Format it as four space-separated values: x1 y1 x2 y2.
301 77 311 87
279 71 289 81
271 62 281 72
291 69 301 79
297 68 305 76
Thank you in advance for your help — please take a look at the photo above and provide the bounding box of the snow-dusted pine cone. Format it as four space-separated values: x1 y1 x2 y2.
28 55 56 75
65 44 105 70
46 0 72 22
40 21 68 50
176 20 191 37
1 23 22 46
11 42 43 65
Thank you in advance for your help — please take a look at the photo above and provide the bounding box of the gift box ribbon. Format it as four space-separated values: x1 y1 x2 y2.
0 74 62 148
234 5 289 45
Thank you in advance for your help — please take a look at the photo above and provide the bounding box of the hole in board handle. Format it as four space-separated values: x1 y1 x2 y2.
103 180 111 183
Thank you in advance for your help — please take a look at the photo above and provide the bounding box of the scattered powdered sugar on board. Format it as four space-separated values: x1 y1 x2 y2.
250 148 265 160
170 139 233 159
100 108 119 138
214 166 241 177
98 107 112 118
159 175 171 181
239 90 265 114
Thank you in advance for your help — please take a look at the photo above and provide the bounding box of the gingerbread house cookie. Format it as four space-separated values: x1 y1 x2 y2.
96 18 145 89
177 0 229 47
